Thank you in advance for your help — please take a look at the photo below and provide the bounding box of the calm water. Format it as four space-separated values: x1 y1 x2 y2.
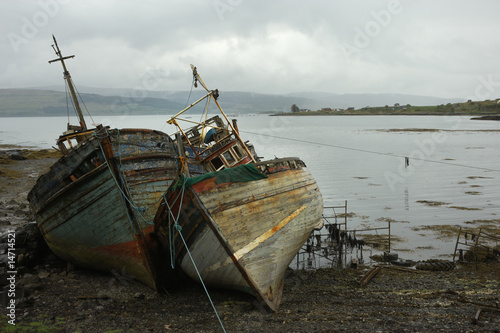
1 114 499 260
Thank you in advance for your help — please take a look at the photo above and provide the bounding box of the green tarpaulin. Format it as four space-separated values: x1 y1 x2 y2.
173 164 268 190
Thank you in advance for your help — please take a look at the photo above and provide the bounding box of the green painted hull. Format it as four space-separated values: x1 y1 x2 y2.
28 128 178 289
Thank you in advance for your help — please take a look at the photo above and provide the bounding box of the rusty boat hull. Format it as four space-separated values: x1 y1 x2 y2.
28 128 178 289
154 158 323 310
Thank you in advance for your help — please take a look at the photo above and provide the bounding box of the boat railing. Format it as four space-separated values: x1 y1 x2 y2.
254 157 305 174
168 65 256 166
56 128 97 155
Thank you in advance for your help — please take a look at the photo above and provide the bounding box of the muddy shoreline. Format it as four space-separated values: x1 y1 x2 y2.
1 150 499 332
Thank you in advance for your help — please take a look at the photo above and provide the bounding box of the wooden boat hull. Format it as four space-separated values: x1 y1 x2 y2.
28 129 178 289
155 158 323 310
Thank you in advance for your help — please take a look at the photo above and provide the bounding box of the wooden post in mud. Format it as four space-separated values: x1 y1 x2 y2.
344 200 347 231
388 220 391 253
473 228 482 270
452 226 462 263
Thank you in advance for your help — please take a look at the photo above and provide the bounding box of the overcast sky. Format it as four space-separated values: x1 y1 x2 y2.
1 0 500 100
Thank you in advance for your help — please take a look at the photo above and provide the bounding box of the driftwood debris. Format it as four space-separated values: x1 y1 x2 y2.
442 290 500 325
359 264 428 287
359 266 382 286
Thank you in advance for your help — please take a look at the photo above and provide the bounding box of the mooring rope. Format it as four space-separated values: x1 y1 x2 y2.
94 129 136 231
161 176 227 333
238 129 500 173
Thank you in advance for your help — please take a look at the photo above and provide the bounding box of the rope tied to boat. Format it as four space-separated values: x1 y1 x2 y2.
93 126 109 139
160 176 227 332
161 175 188 269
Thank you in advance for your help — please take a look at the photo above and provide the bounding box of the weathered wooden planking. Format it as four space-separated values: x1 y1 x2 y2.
194 167 323 309
29 128 178 290
179 225 250 291
196 168 321 251
157 159 323 311
111 130 178 228
36 163 156 287
28 138 102 212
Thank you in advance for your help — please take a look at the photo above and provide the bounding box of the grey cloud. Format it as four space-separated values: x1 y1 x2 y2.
1 0 500 99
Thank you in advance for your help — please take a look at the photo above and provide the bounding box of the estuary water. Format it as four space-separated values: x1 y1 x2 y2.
1 114 499 261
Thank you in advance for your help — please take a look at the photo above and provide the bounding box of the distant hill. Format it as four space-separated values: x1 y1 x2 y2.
276 99 500 116
0 87 465 117
284 92 465 110
0 89 184 117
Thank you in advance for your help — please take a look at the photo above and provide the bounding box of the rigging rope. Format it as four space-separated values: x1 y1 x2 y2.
94 127 137 231
161 177 227 333
64 78 78 121
183 76 196 110
64 80 70 124
238 129 500 173
73 81 95 125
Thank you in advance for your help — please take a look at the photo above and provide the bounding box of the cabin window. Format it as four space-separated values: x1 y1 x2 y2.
233 144 244 159
222 150 236 165
210 156 224 170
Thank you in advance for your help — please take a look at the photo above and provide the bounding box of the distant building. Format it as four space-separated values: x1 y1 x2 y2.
394 103 400 110
321 107 332 112
347 107 355 111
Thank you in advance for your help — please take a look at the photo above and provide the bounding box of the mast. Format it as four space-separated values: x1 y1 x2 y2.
48 35 87 130
191 65 256 163
167 65 256 164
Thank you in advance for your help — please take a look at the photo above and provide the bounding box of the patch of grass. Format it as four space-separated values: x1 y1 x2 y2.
463 219 500 237
336 212 358 218
415 245 435 250
448 206 481 211
376 217 409 224
24 149 62 160
392 248 414 253
360 234 391 249
467 176 493 179
464 191 482 195
412 224 466 240
0 315 65 332
380 128 441 132
0 167 25 179
416 200 450 207
0 156 14 165
0 149 61 165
